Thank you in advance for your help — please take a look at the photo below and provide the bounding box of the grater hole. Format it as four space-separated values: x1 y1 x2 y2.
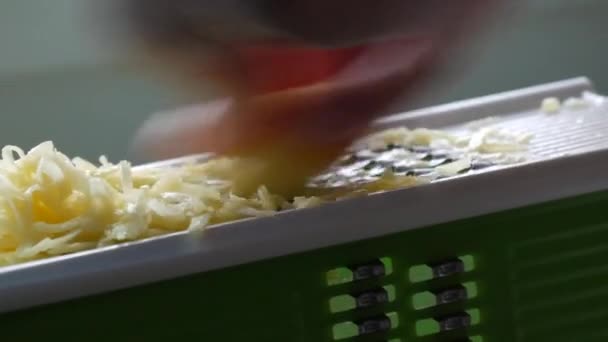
326 267 353 287
415 309 480 336
332 312 399 340
412 281 478 310
329 285 396 313
409 255 475 283
434 286 468 306
437 312 472 332
326 257 393 286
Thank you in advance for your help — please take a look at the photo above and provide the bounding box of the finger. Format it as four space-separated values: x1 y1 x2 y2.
219 37 437 154
130 98 232 161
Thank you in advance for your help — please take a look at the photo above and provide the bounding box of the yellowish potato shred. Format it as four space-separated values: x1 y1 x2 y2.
0 121 529 266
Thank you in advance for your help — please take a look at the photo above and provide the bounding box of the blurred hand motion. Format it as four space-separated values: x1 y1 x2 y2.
116 0 500 195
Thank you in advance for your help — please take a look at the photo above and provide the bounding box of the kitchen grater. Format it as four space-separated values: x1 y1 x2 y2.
2 76 608 342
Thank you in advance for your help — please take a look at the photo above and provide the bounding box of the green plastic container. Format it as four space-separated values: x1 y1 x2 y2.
2 77 607 342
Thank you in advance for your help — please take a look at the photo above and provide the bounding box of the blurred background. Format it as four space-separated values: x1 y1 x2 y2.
0 0 606 161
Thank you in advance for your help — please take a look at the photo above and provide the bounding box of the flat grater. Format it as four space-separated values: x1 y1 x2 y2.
2 76 608 342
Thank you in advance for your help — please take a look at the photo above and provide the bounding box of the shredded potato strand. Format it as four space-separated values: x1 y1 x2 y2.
0 141 340 266
0 117 532 266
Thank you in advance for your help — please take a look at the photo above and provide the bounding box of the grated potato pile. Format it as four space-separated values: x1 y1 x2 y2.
0 122 530 266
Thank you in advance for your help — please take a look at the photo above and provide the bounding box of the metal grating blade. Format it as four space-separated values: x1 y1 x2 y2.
446 92 608 161
135 90 608 192
311 93 608 189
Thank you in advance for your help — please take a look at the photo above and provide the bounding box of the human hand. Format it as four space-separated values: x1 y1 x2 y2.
128 0 500 195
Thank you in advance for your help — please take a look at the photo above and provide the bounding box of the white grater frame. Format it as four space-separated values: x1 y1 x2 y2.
2 76 608 314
